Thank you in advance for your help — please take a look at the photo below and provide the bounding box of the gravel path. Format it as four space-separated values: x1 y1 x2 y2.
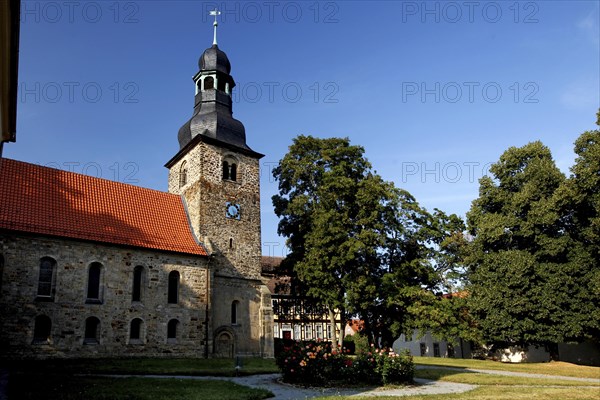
99 373 477 399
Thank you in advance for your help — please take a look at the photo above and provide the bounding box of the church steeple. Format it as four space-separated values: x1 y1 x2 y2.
177 19 253 153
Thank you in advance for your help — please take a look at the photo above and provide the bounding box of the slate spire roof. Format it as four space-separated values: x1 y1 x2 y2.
176 40 262 160
0 158 208 256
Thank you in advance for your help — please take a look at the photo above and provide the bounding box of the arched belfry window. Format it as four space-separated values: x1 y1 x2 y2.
217 78 226 92
204 76 214 90
179 161 188 188
222 161 230 180
222 156 239 182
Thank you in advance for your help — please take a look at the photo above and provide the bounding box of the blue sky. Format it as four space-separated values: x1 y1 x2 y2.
9 1 600 258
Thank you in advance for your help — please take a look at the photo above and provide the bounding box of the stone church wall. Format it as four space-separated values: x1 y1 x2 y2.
0 233 210 359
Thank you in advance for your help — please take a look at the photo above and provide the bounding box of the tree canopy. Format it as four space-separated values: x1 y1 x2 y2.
272 111 599 354
466 114 600 350
272 135 465 348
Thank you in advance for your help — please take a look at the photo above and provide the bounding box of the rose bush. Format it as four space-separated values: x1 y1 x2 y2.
275 340 414 386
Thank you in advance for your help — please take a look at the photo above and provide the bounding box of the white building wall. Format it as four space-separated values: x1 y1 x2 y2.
393 329 471 358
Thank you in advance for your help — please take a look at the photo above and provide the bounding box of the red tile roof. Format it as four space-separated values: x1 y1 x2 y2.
261 256 284 274
0 158 207 256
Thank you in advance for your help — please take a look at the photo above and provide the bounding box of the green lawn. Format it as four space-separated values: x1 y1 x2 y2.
415 367 600 386
317 358 599 400
6 356 600 400
7 357 279 376
8 375 274 400
414 357 600 379
318 386 600 400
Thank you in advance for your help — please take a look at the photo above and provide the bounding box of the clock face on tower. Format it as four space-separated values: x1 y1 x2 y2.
225 202 241 220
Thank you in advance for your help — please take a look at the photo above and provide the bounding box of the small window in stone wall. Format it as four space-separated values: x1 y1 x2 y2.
37 257 56 300
167 319 179 343
231 300 239 325
168 271 180 304
86 262 103 303
420 343 427 356
129 318 144 343
33 315 52 344
179 161 188 188
84 316 100 344
433 342 441 357
132 266 144 302
0 254 4 293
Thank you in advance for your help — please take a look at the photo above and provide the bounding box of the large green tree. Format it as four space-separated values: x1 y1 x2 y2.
466 139 596 353
272 136 445 349
272 136 388 349
554 112 600 340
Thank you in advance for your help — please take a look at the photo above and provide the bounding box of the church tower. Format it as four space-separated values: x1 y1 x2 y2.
165 19 273 357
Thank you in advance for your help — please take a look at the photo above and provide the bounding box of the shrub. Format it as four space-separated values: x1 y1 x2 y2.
275 340 414 387
342 337 356 354
376 349 414 385
351 332 371 355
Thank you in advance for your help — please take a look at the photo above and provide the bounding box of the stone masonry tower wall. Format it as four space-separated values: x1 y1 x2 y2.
167 142 262 281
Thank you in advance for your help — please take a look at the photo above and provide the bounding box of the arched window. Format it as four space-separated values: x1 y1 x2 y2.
37 257 56 299
84 316 100 344
0 254 4 294
132 266 144 302
222 156 239 181
231 300 239 325
167 319 179 342
217 78 226 92
86 262 102 303
204 76 214 90
179 161 188 188
168 271 180 304
33 315 51 344
130 318 143 342
222 161 230 180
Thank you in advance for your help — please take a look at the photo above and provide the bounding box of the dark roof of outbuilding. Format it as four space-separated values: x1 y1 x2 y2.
0 158 208 256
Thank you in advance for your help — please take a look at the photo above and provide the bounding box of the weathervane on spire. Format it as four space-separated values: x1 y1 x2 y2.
209 8 221 46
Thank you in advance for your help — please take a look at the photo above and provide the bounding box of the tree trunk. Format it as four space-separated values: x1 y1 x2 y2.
338 308 346 350
329 308 338 352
